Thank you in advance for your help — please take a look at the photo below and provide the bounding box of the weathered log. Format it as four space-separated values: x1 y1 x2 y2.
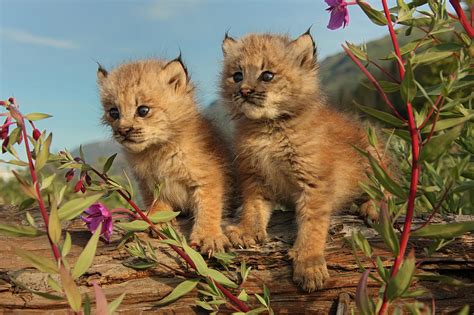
0 205 472 314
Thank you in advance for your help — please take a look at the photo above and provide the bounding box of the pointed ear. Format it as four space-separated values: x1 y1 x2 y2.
162 54 188 92
97 62 108 85
222 30 237 56
289 28 317 68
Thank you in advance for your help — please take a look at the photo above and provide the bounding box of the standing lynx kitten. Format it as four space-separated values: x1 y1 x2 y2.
97 57 231 253
221 31 379 291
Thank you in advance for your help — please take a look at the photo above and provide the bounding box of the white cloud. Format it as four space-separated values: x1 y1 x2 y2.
1 28 78 49
140 0 199 20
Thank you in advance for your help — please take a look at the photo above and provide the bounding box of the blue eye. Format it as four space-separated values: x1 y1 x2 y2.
261 71 274 82
233 72 243 83
109 107 120 120
137 105 150 117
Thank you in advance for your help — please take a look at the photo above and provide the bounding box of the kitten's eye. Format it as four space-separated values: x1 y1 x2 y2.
137 105 150 117
109 107 120 120
233 72 243 83
261 71 274 82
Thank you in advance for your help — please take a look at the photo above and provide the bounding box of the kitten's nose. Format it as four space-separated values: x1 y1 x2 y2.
240 87 254 97
118 127 133 137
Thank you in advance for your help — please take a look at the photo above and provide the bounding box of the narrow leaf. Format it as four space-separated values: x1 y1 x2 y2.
356 270 374 315
15 248 58 274
58 193 103 221
368 154 406 198
420 126 462 162
183 241 208 276
356 0 388 25
108 292 126 314
103 153 117 174
48 203 62 244
401 59 417 103
386 251 416 301
355 103 405 127
116 220 148 232
24 112 52 121
35 133 52 171
72 223 101 279
60 265 82 311
0 223 40 237
155 279 199 306
149 211 180 223
412 221 474 239
207 269 238 288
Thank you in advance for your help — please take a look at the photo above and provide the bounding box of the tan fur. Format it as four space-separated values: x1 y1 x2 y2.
98 59 231 253
220 32 380 291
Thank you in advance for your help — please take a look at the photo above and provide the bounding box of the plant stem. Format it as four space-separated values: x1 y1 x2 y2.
89 168 251 312
378 0 421 313
449 0 474 38
9 102 61 261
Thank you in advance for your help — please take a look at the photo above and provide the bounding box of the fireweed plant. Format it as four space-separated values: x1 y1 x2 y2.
0 99 275 313
327 0 473 314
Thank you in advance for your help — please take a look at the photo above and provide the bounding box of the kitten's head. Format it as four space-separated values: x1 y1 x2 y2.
220 30 320 120
97 57 195 153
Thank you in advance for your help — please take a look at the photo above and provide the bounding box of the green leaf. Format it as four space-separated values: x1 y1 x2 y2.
35 133 52 171
373 205 399 255
356 0 388 25
60 265 82 311
458 305 470 315
83 294 92 315
355 103 405 127
416 274 466 286
412 51 453 65
24 112 52 121
346 42 368 61
386 252 415 301
58 193 103 221
108 292 126 314
412 221 474 239
41 173 56 190
62 232 72 257
352 231 372 257
384 39 431 59
15 248 58 274
48 203 62 244
196 300 215 311
255 293 268 307
422 115 473 133
103 153 117 174
9 127 22 144
207 269 238 288
401 59 417 103
26 211 37 228
420 126 462 162
47 276 62 293
116 220 148 232
149 211 180 223
182 241 208 276
155 279 199 306
368 154 406 198
0 158 29 166
123 260 157 269
0 223 40 237
238 289 249 302
72 223 101 279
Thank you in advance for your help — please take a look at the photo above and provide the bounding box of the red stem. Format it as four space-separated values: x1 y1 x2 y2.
342 45 406 121
90 168 250 312
449 0 474 38
9 103 61 261
419 94 443 129
378 0 422 313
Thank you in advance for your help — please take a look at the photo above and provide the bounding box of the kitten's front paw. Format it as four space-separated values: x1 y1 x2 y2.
225 225 267 248
291 255 329 292
359 201 379 222
190 230 229 254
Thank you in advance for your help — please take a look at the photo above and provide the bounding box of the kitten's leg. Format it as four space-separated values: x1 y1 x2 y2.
190 185 229 254
289 188 332 292
226 179 273 247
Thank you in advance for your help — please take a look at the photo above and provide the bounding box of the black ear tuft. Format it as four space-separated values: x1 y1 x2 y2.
224 28 235 42
302 26 316 57
172 50 189 80
96 61 108 84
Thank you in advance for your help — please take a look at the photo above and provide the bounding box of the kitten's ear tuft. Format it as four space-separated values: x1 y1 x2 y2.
97 62 108 85
290 29 317 69
222 30 237 56
162 54 188 92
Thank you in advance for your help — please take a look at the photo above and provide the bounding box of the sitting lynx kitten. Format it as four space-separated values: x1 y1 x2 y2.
220 31 380 291
97 57 231 253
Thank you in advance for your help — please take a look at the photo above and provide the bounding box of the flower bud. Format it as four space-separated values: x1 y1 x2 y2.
2 136 9 153
74 180 84 193
65 169 75 182
8 97 14 104
85 174 92 186
32 129 41 141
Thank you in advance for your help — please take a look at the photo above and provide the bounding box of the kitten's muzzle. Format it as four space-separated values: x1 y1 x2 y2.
117 127 133 137
240 87 254 98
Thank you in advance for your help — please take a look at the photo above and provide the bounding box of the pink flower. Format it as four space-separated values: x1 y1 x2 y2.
326 0 351 30
81 203 113 242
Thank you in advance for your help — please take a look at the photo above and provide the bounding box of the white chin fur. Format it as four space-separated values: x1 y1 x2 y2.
241 103 276 120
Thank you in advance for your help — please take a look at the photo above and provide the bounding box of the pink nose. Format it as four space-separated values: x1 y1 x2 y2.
240 88 254 97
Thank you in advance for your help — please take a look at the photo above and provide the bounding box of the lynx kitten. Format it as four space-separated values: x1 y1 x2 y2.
97 57 231 253
221 31 380 291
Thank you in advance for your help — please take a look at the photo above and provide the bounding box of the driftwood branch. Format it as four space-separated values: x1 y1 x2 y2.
0 206 472 313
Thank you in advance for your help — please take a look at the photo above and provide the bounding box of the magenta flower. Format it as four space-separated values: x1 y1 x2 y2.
81 203 113 242
326 0 351 30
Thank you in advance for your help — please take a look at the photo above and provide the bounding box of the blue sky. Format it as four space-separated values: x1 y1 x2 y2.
1 0 397 152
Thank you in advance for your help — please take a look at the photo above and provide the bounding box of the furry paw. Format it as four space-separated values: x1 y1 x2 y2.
225 225 267 248
359 201 379 222
190 230 230 254
292 256 329 292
